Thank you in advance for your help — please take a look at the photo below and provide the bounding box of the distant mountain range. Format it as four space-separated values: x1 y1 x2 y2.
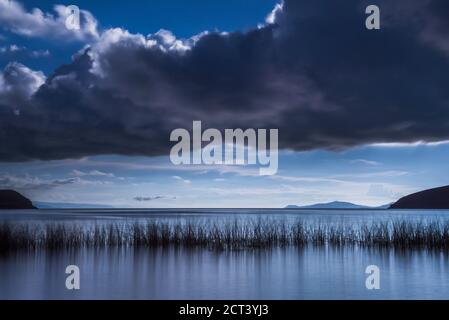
33 201 114 209
285 201 390 210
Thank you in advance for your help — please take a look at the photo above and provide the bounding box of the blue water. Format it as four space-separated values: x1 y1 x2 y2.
1 209 449 300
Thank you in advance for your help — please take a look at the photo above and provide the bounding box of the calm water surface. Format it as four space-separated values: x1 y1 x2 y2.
1 209 449 300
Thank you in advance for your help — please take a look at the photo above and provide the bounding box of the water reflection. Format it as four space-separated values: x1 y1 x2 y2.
1 246 449 299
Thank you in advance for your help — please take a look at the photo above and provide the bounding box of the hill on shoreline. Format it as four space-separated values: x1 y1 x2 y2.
0 190 36 209
390 185 449 209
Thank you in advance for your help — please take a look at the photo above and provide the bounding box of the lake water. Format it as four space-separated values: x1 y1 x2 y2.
1 209 449 300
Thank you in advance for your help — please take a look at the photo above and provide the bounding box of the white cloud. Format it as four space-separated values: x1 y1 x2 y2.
0 0 99 41
350 159 382 166
0 62 46 105
0 44 24 53
172 175 191 184
88 27 209 77
0 44 50 58
331 171 409 179
271 174 343 184
367 184 397 199
0 174 108 190
370 140 449 148
72 169 115 178
30 49 50 57
265 2 284 24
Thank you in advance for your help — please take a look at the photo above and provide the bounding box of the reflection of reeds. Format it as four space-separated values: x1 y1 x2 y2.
3 220 449 252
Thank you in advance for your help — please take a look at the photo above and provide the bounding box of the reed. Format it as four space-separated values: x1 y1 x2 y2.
2 219 449 252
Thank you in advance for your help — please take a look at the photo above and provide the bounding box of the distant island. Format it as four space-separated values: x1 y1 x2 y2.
0 190 36 209
390 185 449 209
285 201 389 210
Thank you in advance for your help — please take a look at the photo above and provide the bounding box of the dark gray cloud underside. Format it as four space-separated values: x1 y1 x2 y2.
1 0 449 161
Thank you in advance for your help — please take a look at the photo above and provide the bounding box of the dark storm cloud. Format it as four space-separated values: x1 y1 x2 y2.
1 0 449 161
134 196 175 202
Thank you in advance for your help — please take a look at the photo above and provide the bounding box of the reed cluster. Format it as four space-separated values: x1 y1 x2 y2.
2 219 449 252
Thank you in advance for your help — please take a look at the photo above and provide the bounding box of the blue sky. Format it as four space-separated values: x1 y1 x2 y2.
1 142 448 208
1 0 449 208
1 0 278 73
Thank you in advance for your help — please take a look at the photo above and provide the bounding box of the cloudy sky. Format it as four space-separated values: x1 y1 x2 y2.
1 0 449 208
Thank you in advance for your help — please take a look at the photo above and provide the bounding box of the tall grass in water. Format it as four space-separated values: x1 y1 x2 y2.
2 220 449 253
